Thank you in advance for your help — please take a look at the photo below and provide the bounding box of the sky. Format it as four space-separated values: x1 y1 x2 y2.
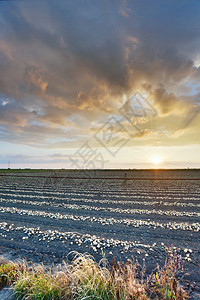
0 0 200 169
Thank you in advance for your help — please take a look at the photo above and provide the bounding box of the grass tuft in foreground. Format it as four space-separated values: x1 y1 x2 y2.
0 252 188 299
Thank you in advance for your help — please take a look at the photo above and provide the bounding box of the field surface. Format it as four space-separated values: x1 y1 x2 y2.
0 169 199 297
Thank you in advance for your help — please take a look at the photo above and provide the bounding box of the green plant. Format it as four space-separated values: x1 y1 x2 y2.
0 252 188 299
149 256 187 300
0 261 21 289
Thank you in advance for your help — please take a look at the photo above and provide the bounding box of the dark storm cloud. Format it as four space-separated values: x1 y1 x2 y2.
0 0 200 146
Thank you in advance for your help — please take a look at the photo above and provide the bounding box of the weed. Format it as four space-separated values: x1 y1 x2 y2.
0 252 188 299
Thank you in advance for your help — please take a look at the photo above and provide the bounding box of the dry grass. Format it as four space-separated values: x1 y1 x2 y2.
0 252 188 299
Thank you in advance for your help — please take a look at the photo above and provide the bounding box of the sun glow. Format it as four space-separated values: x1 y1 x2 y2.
151 156 163 166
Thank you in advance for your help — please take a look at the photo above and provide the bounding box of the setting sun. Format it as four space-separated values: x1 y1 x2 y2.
151 156 163 165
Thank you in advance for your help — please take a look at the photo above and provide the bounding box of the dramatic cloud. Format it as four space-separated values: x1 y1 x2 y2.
0 0 200 149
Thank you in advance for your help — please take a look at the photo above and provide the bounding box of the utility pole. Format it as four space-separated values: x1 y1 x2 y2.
8 160 10 169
